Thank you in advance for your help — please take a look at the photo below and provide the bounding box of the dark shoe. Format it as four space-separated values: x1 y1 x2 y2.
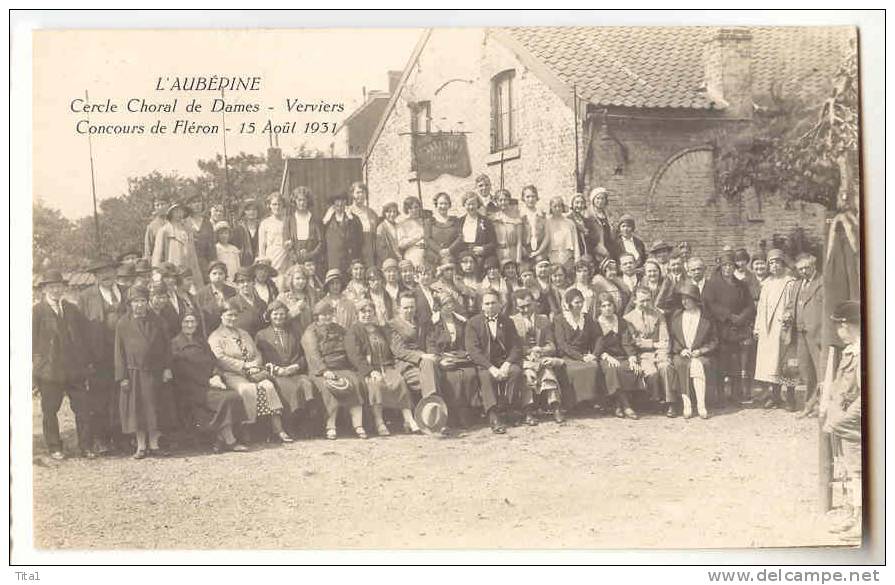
132 449 147 460
552 408 566 424
524 412 539 426
49 450 65 461
665 405 677 418
489 411 506 434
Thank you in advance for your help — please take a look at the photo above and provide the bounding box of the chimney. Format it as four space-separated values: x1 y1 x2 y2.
703 28 753 118
387 70 402 95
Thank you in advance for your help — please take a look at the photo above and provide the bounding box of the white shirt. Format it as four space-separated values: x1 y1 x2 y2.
682 308 701 348
622 274 639 291
462 217 478 243
620 237 640 261
521 208 540 250
485 315 499 338
692 277 706 294
254 283 271 304
563 310 586 332
98 285 121 307
293 211 311 240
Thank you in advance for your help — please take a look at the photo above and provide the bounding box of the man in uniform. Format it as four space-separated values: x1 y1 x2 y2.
32 270 95 460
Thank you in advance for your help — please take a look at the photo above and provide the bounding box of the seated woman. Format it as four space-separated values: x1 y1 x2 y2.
594 293 640 419
553 287 602 409
255 301 317 436
208 299 292 443
171 311 249 453
425 290 478 428
300 299 366 439
344 299 420 436
669 282 718 419
276 264 318 341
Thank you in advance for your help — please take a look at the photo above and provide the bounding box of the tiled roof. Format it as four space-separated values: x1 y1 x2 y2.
503 26 854 110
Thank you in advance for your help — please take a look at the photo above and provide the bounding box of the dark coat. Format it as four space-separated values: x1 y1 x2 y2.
668 308 718 385
344 322 397 378
32 299 92 383
612 234 647 266
593 317 631 360
195 282 237 334
192 217 216 275
113 313 171 382
553 312 599 360
79 285 127 367
452 215 497 259
324 213 364 274
511 313 557 356
464 313 522 368
255 326 305 369
794 274 824 343
231 221 260 266
413 285 437 328
426 314 469 356
282 210 324 264
702 273 756 343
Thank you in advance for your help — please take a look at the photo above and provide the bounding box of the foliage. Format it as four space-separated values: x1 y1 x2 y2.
715 49 859 212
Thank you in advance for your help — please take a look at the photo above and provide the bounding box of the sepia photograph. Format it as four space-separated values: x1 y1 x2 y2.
10 9 884 569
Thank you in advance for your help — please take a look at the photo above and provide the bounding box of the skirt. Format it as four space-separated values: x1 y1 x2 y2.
601 359 637 395
559 360 602 406
220 372 284 424
192 388 247 434
272 374 316 414
119 369 166 434
364 367 413 410
310 370 364 414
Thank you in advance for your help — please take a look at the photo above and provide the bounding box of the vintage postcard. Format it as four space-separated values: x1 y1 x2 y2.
11 12 883 566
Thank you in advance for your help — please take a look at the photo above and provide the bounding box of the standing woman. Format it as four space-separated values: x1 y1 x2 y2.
553 287 602 409
208 298 292 443
669 283 718 419
276 264 318 341
594 293 640 419
492 189 523 265
375 202 402 266
170 310 248 453
348 181 379 268
255 301 316 436
300 300 366 440
589 187 614 260
152 202 203 285
613 215 647 267
282 186 324 269
426 192 461 265
345 299 420 436
114 286 174 459
753 249 798 409
455 192 497 269
397 196 428 267
257 192 291 288
323 192 364 275
545 196 580 266
232 198 261 267
567 193 598 260
519 185 549 262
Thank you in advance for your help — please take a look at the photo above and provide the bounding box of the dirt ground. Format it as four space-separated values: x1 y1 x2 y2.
28 396 853 550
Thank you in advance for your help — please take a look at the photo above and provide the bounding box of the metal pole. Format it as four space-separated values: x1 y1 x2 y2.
573 85 581 192
85 90 102 255
220 88 232 211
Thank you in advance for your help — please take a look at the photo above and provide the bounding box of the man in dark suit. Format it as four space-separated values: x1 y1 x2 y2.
389 292 438 400
465 289 526 433
794 253 824 417
32 270 95 460
79 257 127 454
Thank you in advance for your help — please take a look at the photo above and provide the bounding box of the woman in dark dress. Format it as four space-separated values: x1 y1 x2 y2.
255 301 317 434
344 299 420 436
170 311 248 453
568 192 599 260
454 191 497 270
283 186 324 267
276 264 318 342
553 287 602 409
426 291 478 427
300 299 366 439
594 293 640 419
426 192 461 265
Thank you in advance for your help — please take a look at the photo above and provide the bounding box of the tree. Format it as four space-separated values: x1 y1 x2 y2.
33 200 90 270
715 47 859 213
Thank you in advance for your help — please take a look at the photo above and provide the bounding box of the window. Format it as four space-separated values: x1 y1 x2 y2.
491 70 516 152
410 101 431 134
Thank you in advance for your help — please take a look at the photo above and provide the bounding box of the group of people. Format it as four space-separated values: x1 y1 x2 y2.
32 174 858 502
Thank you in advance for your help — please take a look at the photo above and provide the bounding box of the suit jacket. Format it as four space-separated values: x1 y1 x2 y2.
669 309 718 356
511 313 557 356
114 312 171 381
344 322 396 378
464 313 522 368
413 285 437 328
794 275 824 342
612 234 647 266
32 299 92 382
388 315 428 367
452 215 497 259
79 285 127 367
426 313 469 357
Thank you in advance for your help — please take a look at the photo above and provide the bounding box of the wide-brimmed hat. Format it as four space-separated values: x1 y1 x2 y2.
830 300 860 325
116 250 141 263
718 250 736 266
85 256 118 273
133 258 153 275
323 268 342 288
397 259 415 271
165 202 191 220
649 240 672 254
253 258 279 278
325 375 352 398
36 269 67 287
116 263 136 278
414 394 449 435
677 282 702 304
233 266 255 283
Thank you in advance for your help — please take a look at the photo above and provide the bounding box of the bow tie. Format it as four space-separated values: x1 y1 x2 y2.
486 316 499 323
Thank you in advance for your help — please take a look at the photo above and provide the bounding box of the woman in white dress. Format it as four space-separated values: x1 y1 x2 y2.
545 196 580 266
152 202 203 285
396 196 427 267
752 248 798 409
257 192 291 289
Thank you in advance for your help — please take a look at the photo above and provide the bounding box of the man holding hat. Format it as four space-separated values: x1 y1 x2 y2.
323 191 363 275
79 257 127 454
821 300 862 539
33 269 95 460
613 214 646 267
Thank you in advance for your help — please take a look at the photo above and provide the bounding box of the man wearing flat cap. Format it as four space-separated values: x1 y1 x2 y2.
821 301 861 539
33 270 96 460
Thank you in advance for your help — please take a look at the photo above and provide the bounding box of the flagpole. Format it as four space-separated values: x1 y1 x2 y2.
220 88 231 211
85 90 102 255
